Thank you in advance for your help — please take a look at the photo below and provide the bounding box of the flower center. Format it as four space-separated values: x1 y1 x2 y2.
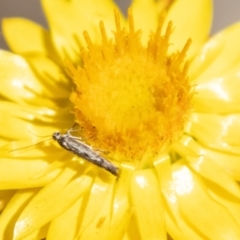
66 10 192 166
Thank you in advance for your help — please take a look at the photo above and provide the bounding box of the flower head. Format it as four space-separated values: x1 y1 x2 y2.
1 0 240 239
67 10 192 164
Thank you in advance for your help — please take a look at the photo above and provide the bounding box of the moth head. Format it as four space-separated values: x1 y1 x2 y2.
52 132 61 141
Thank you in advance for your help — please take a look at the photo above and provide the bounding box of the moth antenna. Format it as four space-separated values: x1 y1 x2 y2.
27 129 52 138
8 138 52 154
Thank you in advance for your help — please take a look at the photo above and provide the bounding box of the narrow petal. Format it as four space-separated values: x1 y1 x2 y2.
204 149 240 181
16 225 48 240
0 157 60 190
130 169 166 240
0 103 54 140
178 136 240 181
0 139 9 148
0 188 49 240
106 164 134 240
0 112 39 141
163 0 212 58
164 211 204 240
0 190 16 213
154 156 204 240
26 56 70 99
186 113 240 154
2 18 51 56
190 22 240 82
75 174 116 239
192 64 240 113
130 0 158 43
41 0 126 61
208 188 240 227
0 102 71 140
0 50 55 106
0 189 38 239
47 197 83 240
172 163 240 239
14 166 92 240
187 155 240 199
125 214 144 239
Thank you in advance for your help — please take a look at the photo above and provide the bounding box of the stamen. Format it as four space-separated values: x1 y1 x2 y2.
178 39 192 63
114 9 121 33
128 8 135 34
100 21 108 45
83 31 93 48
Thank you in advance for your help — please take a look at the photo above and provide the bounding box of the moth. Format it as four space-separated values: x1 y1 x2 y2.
52 130 119 176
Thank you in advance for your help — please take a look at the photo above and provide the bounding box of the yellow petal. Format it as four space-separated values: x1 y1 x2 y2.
130 169 166 240
0 101 67 126
163 0 212 58
192 64 240 113
26 56 70 99
0 189 38 239
2 138 63 160
18 225 48 240
123 234 130 240
47 197 83 240
178 135 240 181
75 174 115 240
0 189 48 240
0 139 9 148
0 157 60 190
208 188 240 227
0 50 55 106
205 149 240 181
154 156 203 240
14 166 92 240
41 0 126 61
172 162 240 239
0 113 37 140
2 18 50 56
190 22 240 82
186 113 240 154
187 155 240 199
106 164 134 240
0 102 60 140
124 214 141 239
0 190 16 213
164 211 204 240
130 0 158 43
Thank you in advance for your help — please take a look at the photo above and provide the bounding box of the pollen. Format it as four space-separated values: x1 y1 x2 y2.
66 10 192 165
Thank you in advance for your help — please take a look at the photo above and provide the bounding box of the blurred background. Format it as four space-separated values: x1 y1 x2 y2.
0 0 240 50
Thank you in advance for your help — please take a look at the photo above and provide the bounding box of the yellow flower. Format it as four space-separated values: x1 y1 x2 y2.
1 0 240 239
